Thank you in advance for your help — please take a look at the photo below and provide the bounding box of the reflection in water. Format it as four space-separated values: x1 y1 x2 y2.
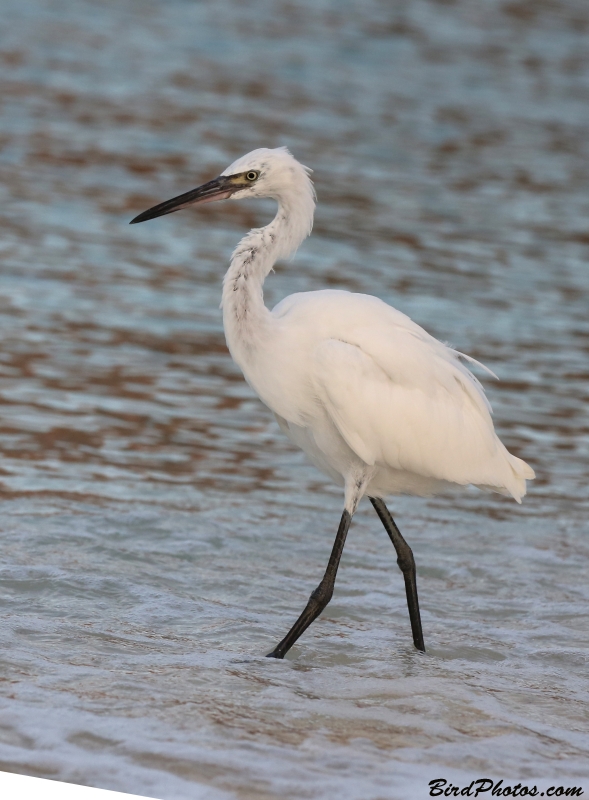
0 0 588 797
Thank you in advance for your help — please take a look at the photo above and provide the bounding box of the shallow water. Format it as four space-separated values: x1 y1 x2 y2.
0 0 588 797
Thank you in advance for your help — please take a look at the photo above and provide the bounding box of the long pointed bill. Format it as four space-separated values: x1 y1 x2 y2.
129 175 239 224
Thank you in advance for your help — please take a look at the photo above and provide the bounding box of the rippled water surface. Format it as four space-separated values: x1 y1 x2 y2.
1 0 589 797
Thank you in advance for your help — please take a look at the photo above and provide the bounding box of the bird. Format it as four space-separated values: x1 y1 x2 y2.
130 146 534 658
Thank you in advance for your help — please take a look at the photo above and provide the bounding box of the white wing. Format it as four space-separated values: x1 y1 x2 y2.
295 294 534 500
269 290 534 500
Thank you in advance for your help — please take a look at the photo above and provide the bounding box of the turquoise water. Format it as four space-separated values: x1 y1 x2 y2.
0 0 588 797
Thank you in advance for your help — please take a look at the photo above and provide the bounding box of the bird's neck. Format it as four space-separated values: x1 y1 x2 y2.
221 195 314 365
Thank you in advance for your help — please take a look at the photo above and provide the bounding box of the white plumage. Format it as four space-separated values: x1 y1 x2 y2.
131 146 534 657
217 148 534 513
261 289 533 507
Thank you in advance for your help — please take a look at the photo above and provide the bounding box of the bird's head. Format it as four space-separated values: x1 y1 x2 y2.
129 147 314 225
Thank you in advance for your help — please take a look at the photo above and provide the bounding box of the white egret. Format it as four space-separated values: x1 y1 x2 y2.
131 147 534 658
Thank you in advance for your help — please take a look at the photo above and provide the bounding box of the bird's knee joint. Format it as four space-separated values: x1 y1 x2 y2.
310 583 332 609
396 552 415 575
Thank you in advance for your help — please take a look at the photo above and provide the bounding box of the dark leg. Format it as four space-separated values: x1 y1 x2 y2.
267 509 352 659
369 497 425 652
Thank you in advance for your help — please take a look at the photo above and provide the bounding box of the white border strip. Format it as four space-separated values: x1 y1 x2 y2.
0 771 155 799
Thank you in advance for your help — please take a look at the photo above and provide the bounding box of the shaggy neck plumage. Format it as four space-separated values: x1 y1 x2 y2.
221 186 315 365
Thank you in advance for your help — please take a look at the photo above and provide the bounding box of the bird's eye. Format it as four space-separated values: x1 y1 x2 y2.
246 171 259 182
